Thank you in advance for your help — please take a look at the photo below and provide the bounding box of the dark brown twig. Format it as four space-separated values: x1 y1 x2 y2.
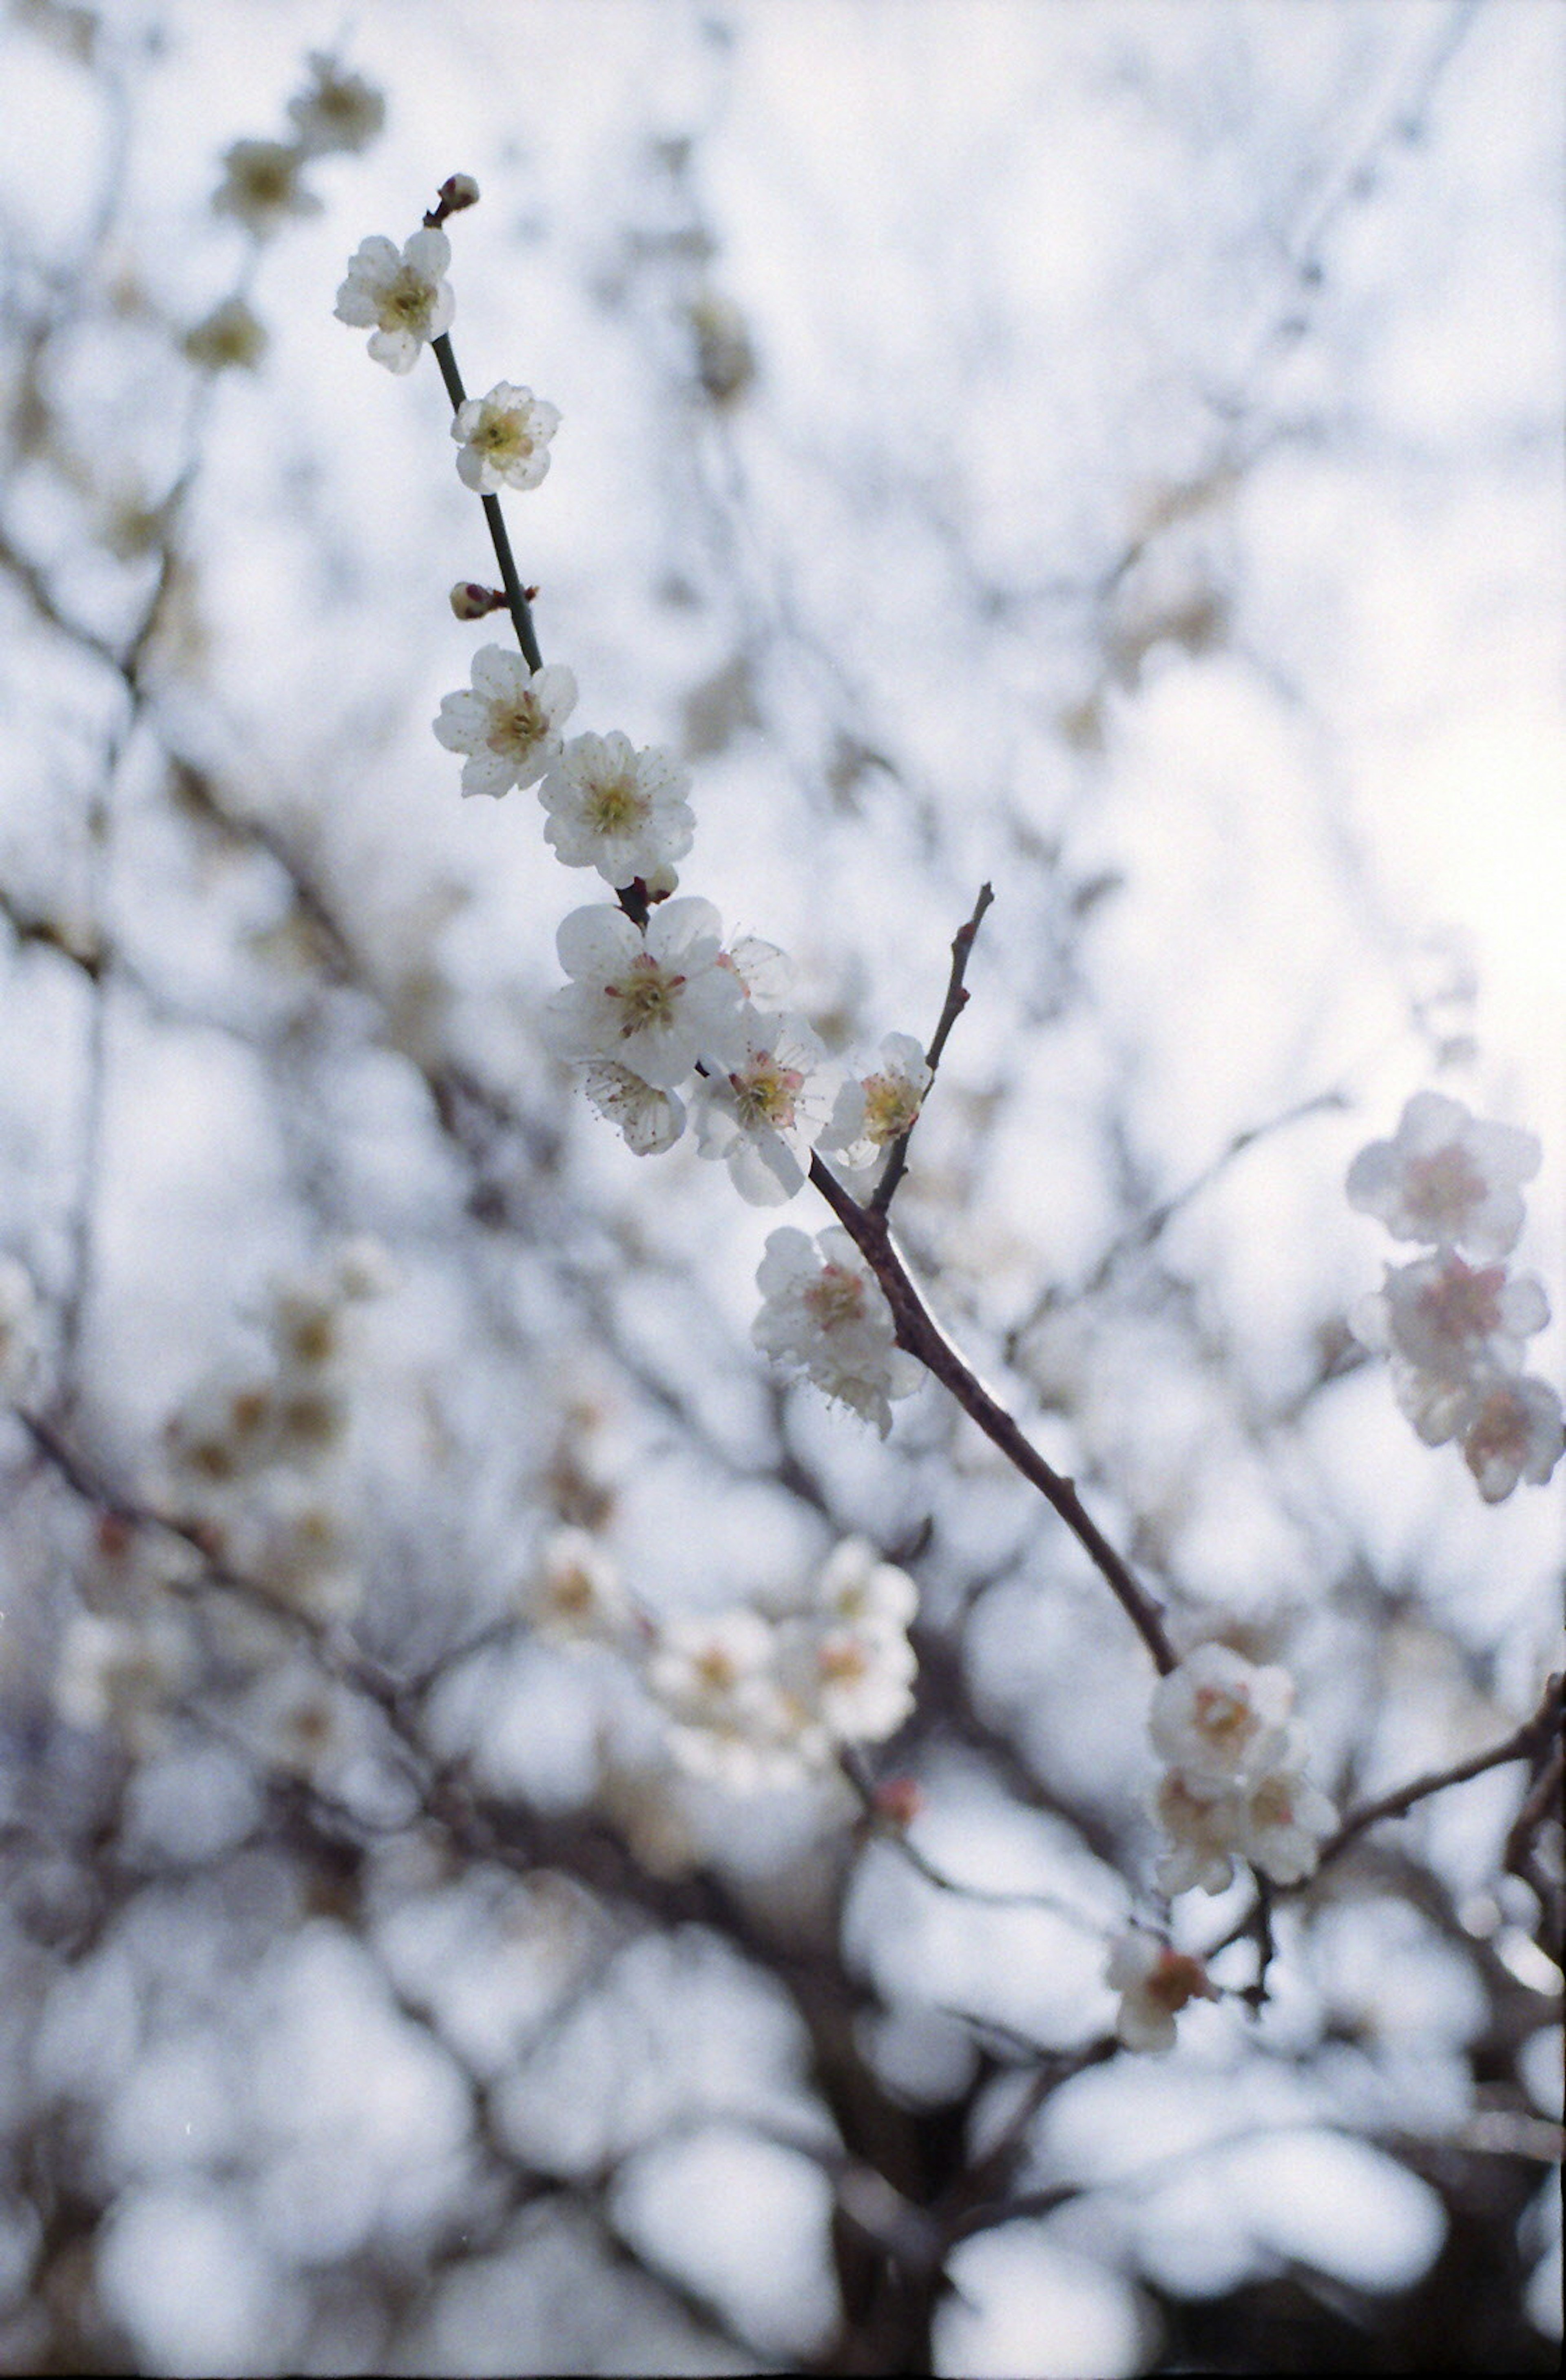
870 880 994 1217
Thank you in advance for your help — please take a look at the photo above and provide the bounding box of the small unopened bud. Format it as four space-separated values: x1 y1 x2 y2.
427 173 480 227
641 864 679 903
872 1776 924 1829
449 582 504 621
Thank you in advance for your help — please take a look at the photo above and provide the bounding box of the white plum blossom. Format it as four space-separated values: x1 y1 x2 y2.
54 1609 190 1750
1236 1766 1337 1886
1347 1092 1540 1261
752 1225 923 1436
0 1256 40 1397
805 1620 916 1744
1457 1373 1565 1503
183 297 267 373
691 1011 838 1204
1106 1928 1217 2053
212 139 320 237
814 1539 919 1636
451 382 561 493
580 1061 687 1156
433 649 577 797
544 897 748 1089
1352 1250 1549 1384
1153 1768 1245 1896
818 1032 933 1176
1148 1641 1296 1788
335 227 455 374
287 53 386 156
526 1527 637 1648
646 1607 820 1789
538 733 695 885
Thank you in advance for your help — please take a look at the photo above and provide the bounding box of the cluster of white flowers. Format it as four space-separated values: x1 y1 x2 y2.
1348 1092 1563 1502
212 53 383 242
526 1531 918 1792
340 200 938 1438
159 1244 388 1623
1147 1639 1336 1898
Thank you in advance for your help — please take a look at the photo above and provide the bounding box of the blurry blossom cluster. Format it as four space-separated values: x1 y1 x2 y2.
1348 1092 1563 1503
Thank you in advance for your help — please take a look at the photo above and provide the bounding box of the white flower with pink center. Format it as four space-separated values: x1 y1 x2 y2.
1105 1928 1217 2053
1148 1642 1296 1788
335 227 453 373
1354 1250 1549 1383
1457 1373 1565 1503
1347 1092 1540 1260
433 648 578 797
1235 1767 1337 1885
1153 1769 1245 1896
544 897 748 1089
692 1011 838 1204
752 1225 922 1437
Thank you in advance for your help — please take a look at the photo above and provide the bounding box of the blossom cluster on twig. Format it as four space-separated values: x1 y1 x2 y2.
1348 1091 1563 1501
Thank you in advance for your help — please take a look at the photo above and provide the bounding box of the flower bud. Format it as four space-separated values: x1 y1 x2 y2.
438 173 480 215
449 582 504 621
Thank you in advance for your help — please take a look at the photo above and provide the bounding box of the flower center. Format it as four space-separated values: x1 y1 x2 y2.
1403 1145 1484 1231
606 954 684 1036
1464 1387 1527 1468
732 1060 803 1131
805 1263 867 1332
1416 1257 1504 1346
585 773 647 836
488 692 545 759
1193 1683 1252 1749
863 1072 922 1144
386 267 435 332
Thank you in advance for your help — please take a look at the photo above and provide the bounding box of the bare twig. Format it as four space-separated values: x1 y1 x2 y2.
871 881 994 1217
810 1155 1176 1673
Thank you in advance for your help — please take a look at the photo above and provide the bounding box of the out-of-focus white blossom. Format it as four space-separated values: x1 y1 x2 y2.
818 1032 932 1176
544 897 747 1089
1235 1766 1337 1886
54 1609 190 1749
0 1257 40 1396
1148 1641 1296 1788
1106 1927 1217 2052
164 1365 280 1491
526 1528 636 1648
813 1538 919 1635
646 1608 820 1790
805 1621 916 1743
691 1011 838 1204
579 1061 687 1156
212 139 320 237
538 733 694 886
1352 1251 1549 1383
433 649 577 797
451 382 560 493
287 53 386 156
1347 1091 1540 1260
335 227 454 374
182 297 268 373
1458 1373 1566 1502
752 1225 923 1436
1153 1768 1245 1896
